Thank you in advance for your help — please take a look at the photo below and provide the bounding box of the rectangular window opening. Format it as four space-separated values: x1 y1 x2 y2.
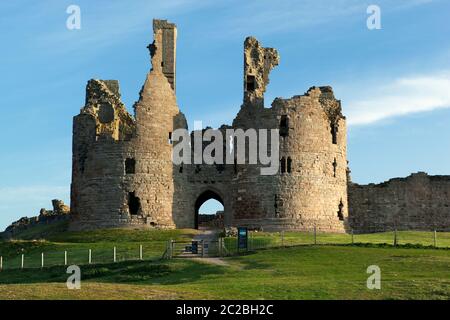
280 115 289 137
246 75 256 92
125 158 136 174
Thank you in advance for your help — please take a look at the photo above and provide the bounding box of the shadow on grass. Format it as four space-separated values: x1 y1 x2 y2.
0 259 227 286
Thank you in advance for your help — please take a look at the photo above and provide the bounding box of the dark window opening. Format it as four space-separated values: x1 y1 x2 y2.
246 75 256 92
161 61 164 67
274 194 279 217
128 192 141 216
280 157 286 174
216 163 225 173
168 132 173 144
333 158 337 177
287 157 292 173
331 123 338 144
125 158 136 174
280 115 289 137
337 200 344 221
234 158 238 174
179 163 183 173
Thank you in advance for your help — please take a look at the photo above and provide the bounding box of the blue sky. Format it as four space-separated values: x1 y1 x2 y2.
1 0 450 227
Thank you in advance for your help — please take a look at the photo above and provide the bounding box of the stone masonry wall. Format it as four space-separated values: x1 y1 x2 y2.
348 172 450 233
70 19 347 233
70 20 186 231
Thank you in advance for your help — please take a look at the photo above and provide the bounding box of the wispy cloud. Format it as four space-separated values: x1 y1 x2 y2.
215 0 435 38
343 71 450 125
29 0 212 55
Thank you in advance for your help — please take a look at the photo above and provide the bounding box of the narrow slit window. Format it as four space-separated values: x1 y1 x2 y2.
280 157 286 174
333 158 337 177
168 132 173 144
287 157 292 173
331 123 338 144
280 115 289 137
337 200 344 221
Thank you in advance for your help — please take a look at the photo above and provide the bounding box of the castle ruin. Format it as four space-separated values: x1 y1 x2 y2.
70 19 347 232
69 19 450 233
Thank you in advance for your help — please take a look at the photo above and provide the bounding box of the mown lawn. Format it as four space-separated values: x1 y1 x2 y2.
0 244 449 300
224 230 450 253
0 222 198 269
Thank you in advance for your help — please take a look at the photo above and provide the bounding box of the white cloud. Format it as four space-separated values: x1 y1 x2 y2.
343 71 450 125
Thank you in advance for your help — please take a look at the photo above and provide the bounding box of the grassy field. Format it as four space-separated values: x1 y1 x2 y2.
224 229 450 253
0 245 449 299
0 222 198 269
0 226 449 300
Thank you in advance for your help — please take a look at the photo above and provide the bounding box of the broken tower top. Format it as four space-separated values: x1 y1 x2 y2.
147 19 177 92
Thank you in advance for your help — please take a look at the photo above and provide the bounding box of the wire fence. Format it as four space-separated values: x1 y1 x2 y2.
0 244 158 271
2 230 449 269
165 229 450 259
219 229 450 256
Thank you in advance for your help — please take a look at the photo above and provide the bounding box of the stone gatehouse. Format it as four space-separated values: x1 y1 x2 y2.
69 19 450 233
70 19 348 232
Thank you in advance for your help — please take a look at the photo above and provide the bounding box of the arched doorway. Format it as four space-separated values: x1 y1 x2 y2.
194 190 224 229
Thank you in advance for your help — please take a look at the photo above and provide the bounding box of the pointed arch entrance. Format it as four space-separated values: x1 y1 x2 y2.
194 189 224 229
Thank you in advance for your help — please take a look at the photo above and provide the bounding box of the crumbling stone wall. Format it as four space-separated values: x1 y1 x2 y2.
1 200 70 239
348 172 450 233
70 19 348 233
70 19 186 231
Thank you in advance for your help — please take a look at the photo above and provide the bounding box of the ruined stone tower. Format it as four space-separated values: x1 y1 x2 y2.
70 19 187 230
70 19 348 232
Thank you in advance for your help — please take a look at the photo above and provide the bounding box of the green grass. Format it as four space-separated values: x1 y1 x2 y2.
0 224 198 270
0 245 449 299
222 230 450 254
1 227 450 299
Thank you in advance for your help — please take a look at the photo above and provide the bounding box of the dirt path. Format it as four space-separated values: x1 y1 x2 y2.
188 257 229 266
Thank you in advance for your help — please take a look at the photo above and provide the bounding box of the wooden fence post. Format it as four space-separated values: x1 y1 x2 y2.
351 229 354 245
201 240 205 258
89 249 92 264
140 245 143 261
0 256 3 271
314 226 317 245
64 251 67 266
394 229 398 247
113 247 117 263
41 253 44 269
21 254 24 269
